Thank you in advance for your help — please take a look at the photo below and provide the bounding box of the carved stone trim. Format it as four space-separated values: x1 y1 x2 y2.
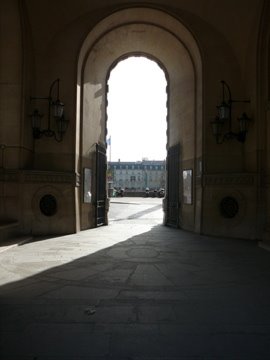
0 170 19 182
22 170 76 184
0 170 78 185
203 173 256 187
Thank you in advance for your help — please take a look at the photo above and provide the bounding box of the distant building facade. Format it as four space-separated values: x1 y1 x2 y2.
108 160 166 190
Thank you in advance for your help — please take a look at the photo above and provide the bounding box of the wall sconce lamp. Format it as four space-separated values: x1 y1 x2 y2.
30 79 68 142
211 80 251 144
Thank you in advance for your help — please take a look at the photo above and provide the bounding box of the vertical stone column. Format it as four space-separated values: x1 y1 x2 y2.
0 0 23 223
0 0 23 169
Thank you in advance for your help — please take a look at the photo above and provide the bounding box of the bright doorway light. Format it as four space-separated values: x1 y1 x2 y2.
107 56 167 161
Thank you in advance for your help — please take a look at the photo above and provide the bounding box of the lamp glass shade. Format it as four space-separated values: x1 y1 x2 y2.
211 116 224 136
56 115 69 135
217 102 230 121
31 109 42 130
52 100 64 118
238 112 250 133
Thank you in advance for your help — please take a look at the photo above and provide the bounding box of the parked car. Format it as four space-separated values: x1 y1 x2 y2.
116 188 125 197
158 188 165 197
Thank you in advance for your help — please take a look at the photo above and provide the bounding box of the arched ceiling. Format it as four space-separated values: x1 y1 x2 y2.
23 0 264 80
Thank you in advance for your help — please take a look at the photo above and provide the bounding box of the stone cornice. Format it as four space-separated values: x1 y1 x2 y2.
0 170 19 182
22 170 76 184
0 170 80 185
203 173 257 187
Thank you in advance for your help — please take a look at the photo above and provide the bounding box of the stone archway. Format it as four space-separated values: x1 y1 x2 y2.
76 8 202 232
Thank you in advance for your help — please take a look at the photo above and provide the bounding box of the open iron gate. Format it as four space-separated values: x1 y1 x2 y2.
95 143 107 227
166 143 180 227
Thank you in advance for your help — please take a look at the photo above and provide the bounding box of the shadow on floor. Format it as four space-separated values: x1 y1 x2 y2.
1 224 270 359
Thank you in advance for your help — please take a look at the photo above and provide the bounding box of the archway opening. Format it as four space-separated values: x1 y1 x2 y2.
78 7 202 232
106 56 168 225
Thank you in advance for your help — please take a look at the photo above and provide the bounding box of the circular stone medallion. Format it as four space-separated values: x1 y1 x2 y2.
39 194 58 216
220 196 239 219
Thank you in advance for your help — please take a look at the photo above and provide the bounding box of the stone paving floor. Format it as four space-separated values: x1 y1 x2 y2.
1 201 270 359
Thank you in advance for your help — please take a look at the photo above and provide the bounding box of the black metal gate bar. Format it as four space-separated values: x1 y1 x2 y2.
95 143 107 227
166 143 180 227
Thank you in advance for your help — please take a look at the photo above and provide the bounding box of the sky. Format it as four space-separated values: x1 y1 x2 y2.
106 56 167 162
